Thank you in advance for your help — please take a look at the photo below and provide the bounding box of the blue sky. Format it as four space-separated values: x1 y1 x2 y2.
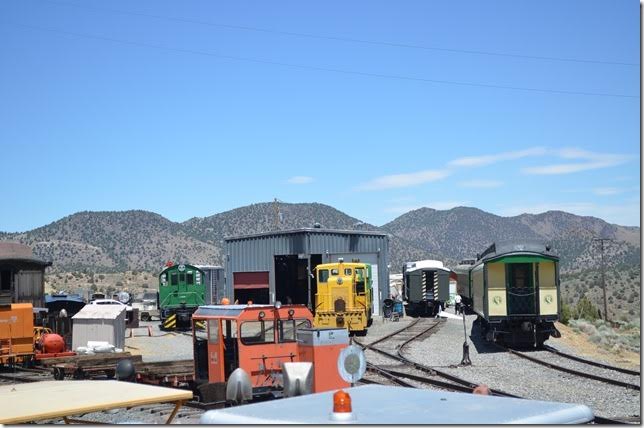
0 0 640 232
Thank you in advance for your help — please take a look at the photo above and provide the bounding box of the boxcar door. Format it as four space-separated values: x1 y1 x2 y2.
506 263 536 315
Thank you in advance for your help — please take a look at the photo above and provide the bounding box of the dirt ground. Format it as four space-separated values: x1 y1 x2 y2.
554 322 641 370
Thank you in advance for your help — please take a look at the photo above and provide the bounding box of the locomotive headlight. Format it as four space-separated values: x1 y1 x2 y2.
288 309 295 318
337 278 343 285
259 311 266 319
274 301 282 309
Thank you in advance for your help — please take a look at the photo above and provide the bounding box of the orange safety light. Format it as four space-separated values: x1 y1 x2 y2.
220 297 230 305
333 390 352 413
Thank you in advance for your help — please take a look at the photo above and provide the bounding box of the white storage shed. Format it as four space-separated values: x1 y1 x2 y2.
72 304 126 350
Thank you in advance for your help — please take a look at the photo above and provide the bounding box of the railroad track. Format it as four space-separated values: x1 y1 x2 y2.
358 319 637 424
542 345 640 376
0 366 52 384
496 344 640 391
356 318 520 398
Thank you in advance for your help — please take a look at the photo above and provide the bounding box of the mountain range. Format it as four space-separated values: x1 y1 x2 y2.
1 202 639 319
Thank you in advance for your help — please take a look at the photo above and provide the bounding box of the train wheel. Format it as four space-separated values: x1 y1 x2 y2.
53 367 65 380
73 368 85 380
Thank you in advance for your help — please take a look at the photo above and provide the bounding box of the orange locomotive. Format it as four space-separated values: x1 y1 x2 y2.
191 302 349 404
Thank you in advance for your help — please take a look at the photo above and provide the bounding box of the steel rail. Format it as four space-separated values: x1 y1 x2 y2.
357 320 520 398
373 365 477 394
591 415 631 425
498 345 640 391
543 345 640 376
363 318 421 348
365 363 418 388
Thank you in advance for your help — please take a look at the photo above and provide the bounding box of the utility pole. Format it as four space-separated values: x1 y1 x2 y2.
592 237 613 322
273 198 280 230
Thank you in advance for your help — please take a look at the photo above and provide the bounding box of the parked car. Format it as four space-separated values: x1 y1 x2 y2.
89 299 135 325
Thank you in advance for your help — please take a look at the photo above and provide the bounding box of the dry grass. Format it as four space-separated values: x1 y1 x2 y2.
555 322 640 370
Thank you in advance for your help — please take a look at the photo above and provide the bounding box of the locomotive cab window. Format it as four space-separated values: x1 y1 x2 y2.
355 268 366 293
331 268 339 276
186 272 194 285
170 273 178 286
344 268 352 276
179 273 185 283
240 321 273 345
318 269 329 283
278 319 312 343
208 320 219 344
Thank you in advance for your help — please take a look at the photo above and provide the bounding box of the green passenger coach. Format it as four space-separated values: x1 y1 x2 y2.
158 262 206 330
469 241 561 347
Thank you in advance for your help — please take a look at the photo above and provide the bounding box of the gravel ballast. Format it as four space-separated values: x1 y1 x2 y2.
399 313 640 419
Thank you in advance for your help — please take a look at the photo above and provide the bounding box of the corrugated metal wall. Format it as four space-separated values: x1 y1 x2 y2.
224 231 389 314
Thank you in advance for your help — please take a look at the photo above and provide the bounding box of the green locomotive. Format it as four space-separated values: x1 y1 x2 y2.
158 262 206 330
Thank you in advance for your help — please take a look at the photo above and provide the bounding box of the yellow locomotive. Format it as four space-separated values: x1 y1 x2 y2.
313 259 373 334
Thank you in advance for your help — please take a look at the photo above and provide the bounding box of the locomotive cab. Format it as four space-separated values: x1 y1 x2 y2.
191 303 316 403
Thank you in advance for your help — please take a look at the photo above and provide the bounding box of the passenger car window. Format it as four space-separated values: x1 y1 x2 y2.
318 269 329 283
240 321 274 345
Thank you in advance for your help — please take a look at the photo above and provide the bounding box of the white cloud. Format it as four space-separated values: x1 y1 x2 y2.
448 147 547 167
522 149 631 175
356 169 449 191
593 187 624 196
286 176 314 184
459 179 503 188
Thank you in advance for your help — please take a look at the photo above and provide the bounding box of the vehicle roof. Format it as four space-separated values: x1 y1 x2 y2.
200 385 594 424
91 299 125 304
474 240 559 267
193 304 311 319
315 262 368 269
405 259 451 273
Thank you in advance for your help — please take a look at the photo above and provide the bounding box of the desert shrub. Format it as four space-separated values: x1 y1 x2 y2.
560 302 572 325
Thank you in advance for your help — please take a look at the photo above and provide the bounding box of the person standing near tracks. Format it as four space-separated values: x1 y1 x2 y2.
455 294 462 315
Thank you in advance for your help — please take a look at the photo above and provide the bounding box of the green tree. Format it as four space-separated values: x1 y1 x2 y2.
575 296 600 321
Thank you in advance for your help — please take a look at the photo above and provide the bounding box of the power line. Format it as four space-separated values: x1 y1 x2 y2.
5 21 639 100
39 0 639 67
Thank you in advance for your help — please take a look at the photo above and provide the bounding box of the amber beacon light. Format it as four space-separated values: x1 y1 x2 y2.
329 389 356 421
333 390 352 413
